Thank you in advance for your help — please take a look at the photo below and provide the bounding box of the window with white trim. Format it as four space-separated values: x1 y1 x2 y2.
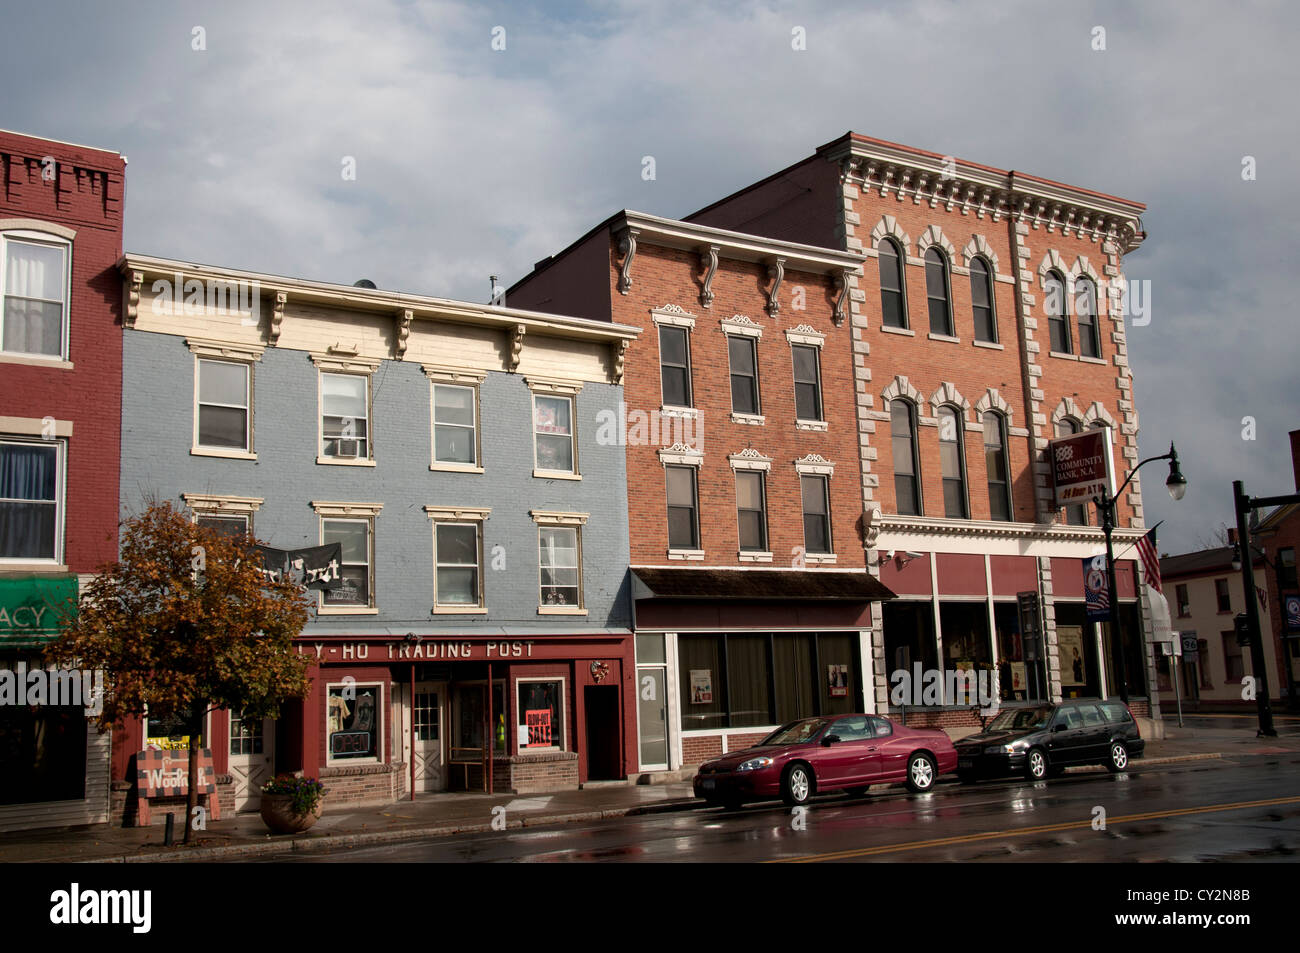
517 678 565 751
1 231 69 359
183 493 262 539
970 256 997 343
320 371 369 460
527 378 583 477
666 465 700 551
925 247 954 336
878 238 907 329
532 510 587 614
196 358 251 452
791 344 823 423
1045 270 1071 354
1075 277 1101 359
736 470 768 553
0 437 65 562
801 474 832 555
322 518 373 609
728 335 760 416
659 324 693 409
433 383 478 466
426 506 490 612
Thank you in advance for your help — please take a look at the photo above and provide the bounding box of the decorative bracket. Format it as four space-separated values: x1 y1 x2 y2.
765 258 785 319
508 324 526 372
612 339 630 385
124 270 143 329
699 244 719 308
617 227 639 295
832 269 851 326
395 309 413 360
269 291 287 345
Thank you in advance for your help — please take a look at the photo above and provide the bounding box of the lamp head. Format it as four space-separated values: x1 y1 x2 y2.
1166 443 1187 501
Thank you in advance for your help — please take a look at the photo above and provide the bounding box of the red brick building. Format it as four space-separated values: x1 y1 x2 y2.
1254 429 1300 706
0 129 127 830
511 210 891 771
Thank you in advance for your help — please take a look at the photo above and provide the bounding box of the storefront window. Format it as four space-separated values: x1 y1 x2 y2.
994 602 1046 701
939 602 993 704
1054 603 1101 698
517 679 564 751
680 635 725 730
146 706 202 750
773 635 816 724
327 684 380 761
727 635 770 728
0 701 85 805
883 601 938 679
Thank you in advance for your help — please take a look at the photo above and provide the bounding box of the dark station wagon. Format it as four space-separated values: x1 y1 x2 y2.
954 698 1144 782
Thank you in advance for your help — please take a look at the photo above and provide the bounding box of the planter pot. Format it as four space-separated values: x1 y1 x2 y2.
259 793 323 834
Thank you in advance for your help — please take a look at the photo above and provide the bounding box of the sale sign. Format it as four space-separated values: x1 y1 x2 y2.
525 709 552 747
1049 428 1115 508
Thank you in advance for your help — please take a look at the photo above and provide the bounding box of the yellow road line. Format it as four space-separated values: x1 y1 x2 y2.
770 795 1300 863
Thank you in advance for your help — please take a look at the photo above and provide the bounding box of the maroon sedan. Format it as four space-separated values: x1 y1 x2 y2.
693 714 957 809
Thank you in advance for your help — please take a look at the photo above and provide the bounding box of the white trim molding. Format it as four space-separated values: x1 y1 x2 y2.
794 453 834 476
880 374 926 411
529 509 589 526
659 443 704 467
784 324 825 347
185 337 265 362
719 314 763 339
974 387 1014 425
524 375 584 397
728 448 773 472
312 501 384 518
182 493 264 515
651 304 696 329
961 233 1001 273
869 214 912 255
928 382 972 420
425 505 491 522
917 224 957 263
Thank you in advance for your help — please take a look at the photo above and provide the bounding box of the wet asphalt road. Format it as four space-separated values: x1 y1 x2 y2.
254 753 1300 863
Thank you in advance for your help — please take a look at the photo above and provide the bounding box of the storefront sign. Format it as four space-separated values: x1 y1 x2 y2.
302 640 538 661
256 544 343 590
134 747 221 826
1049 428 1115 508
1285 594 1300 633
525 709 552 747
1083 555 1110 622
0 575 77 645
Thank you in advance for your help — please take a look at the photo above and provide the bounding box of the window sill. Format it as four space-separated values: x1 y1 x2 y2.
730 412 765 426
804 552 838 565
317 606 379 615
0 353 72 370
1048 351 1078 361
879 325 915 337
317 455 376 467
430 462 484 474
0 562 68 573
1079 355 1106 365
927 333 961 343
533 469 581 481
972 340 1004 350
795 419 828 432
191 447 257 461
738 551 773 563
538 606 588 616
433 606 488 615
668 549 705 561
659 406 698 418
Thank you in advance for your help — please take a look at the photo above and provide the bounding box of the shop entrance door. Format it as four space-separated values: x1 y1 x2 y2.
584 686 621 780
229 710 273 812
411 682 446 792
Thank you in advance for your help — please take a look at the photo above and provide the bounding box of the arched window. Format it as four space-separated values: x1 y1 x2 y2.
891 400 921 516
970 256 996 343
1055 418 1088 525
1075 276 1100 359
925 247 953 336
878 238 907 329
1045 269 1070 354
939 405 968 519
983 411 1012 521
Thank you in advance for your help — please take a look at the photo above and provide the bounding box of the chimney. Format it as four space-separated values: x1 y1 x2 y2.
1291 429 1300 492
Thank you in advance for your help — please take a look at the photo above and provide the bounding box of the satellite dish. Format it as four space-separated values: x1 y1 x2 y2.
353 278 377 289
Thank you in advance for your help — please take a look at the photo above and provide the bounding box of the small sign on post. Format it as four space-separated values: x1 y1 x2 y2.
134 748 221 827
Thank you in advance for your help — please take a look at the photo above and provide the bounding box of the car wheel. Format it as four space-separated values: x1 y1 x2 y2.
1107 741 1129 772
906 752 937 792
957 771 978 785
781 763 813 807
1024 747 1049 781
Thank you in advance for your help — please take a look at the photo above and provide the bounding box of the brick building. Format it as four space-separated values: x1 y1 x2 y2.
0 130 127 830
1251 429 1300 706
112 253 639 821
510 211 892 772
512 132 1162 769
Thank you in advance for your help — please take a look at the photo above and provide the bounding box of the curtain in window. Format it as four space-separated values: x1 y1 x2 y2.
678 635 725 730
3 241 64 356
726 635 770 727
772 635 815 724
0 443 58 558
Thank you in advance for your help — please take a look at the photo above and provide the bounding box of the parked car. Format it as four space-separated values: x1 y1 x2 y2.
953 698 1144 783
693 714 957 809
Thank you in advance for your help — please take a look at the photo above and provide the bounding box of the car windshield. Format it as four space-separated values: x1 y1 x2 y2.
760 718 830 746
985 706 1053 732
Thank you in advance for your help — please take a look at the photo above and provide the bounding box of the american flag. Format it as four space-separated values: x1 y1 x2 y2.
1136 525 1161 593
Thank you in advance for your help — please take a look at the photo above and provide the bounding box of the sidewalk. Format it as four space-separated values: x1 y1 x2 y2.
2 717 1296 864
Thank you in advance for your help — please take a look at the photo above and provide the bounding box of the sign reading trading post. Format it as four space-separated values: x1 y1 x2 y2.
1048 428 1115 509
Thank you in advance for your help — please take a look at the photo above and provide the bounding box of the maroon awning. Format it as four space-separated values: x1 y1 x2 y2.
631 568 895 602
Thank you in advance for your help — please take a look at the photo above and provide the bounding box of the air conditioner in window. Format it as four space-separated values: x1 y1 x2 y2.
335 439 360 458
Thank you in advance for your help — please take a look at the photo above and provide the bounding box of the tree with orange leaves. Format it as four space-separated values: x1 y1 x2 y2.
46 501 311 843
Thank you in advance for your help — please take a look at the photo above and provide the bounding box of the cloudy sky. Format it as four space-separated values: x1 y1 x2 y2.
3 0 1294 554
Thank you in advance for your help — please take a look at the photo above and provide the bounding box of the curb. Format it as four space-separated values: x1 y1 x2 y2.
79 751 1235 863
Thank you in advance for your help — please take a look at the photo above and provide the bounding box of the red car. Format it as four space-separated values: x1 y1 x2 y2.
693 714 957 809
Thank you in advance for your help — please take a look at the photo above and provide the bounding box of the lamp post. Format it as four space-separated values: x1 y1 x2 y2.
1093 442 1187 704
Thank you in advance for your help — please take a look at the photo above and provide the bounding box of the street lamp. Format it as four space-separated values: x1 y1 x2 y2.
1094 442 1186 704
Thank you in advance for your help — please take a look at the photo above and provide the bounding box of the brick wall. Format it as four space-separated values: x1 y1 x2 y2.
681 734 723 766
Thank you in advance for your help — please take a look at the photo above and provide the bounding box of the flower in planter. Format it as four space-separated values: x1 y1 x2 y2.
261 774 325 815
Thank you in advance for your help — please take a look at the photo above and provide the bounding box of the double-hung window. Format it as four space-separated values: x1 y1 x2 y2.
426 506 490 612
970 256 997 343
938 406 968 519
1 231 70 360
321 372 369 460
1045 270 1071 354
984 412 1012 521
183 492 263 539
313 502 382 613
659 325 692 408
925 248 954 336
728 336 760 416
1075 277 1101 359
528 378 582 477
736 471 768 553
426 366 485 472
891 401 921 516
532 511 587 614
878 239 907 329
666 465 699 551
791 344 823 423
0 437 64 562
196 359 250 452
801 475 831 555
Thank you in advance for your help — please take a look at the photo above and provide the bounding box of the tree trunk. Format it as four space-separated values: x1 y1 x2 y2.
183 706 203 844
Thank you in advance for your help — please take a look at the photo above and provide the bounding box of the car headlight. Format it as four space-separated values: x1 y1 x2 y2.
736 757 774 772
994 741 1029 754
